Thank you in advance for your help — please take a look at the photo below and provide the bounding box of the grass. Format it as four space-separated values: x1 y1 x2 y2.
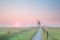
42 29 47 40
48 28 60 40
42 27 60 40
1 27 60 40
0 27 38 40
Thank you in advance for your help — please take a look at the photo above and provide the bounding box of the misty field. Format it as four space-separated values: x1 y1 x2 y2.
42 27 60 40
0 27 38 40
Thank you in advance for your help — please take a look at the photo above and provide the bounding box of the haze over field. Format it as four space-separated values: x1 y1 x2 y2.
0 0 60 27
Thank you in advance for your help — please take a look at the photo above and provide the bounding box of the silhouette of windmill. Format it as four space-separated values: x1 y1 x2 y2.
36 19 41 28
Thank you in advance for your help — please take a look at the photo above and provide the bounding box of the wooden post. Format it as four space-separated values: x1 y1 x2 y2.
46 30 48 39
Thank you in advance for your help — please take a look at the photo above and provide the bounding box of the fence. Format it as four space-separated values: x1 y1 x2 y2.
42 27 48 39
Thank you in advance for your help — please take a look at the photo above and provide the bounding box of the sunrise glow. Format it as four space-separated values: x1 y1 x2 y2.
0 0 60 27
16 22 19 26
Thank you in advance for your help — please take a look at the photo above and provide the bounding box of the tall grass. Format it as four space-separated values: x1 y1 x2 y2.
0 27 38 40
42 27 60 40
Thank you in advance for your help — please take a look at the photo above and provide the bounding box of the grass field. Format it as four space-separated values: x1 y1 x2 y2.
1 27 60 40
42 27 60 40
0 27 38 40
48 28 60 40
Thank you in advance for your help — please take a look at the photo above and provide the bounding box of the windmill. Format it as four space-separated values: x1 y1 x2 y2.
36 19 41 28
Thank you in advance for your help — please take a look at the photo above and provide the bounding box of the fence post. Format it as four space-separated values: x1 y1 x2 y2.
46 30 48 39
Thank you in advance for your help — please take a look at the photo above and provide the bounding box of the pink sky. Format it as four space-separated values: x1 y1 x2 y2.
0 0 60 27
